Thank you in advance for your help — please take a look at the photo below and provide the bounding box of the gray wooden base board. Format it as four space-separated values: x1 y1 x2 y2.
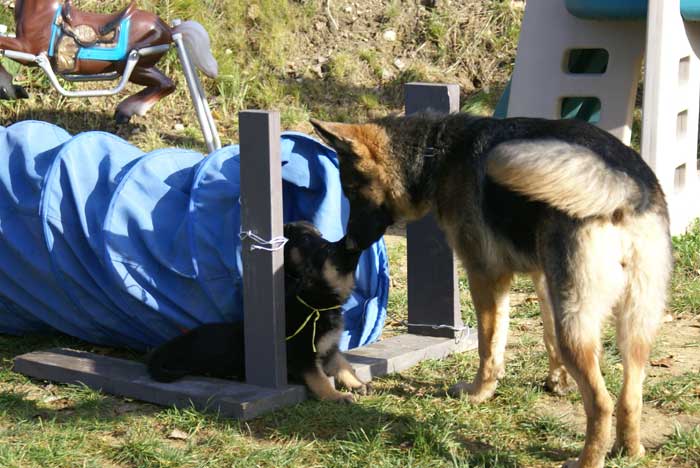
12 330 477 420
12 348 307 420
344 331 478 382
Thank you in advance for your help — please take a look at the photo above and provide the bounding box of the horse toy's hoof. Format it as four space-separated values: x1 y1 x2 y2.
13 85 29 99
114 111 132 125
0 85 28 100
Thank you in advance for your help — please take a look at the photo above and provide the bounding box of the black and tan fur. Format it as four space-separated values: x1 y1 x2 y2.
311 113 672 468
146 221 367 403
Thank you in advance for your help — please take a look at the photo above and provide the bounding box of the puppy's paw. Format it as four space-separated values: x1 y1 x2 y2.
353 381 374 396
447 380 496 403
320 391 355 404
333 391 356 404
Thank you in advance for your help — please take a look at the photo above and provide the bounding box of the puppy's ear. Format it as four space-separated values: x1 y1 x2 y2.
310 119 362 155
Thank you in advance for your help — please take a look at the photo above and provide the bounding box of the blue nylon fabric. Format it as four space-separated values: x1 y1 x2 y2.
189 133 390 350
0 122 390 351
0 121 76 336
41 132 155 348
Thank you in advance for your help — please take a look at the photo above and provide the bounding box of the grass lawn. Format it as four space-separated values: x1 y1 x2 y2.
0 1 698 466
0 224 699 468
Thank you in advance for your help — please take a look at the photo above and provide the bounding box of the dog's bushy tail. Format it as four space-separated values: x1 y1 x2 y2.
486 141 641 219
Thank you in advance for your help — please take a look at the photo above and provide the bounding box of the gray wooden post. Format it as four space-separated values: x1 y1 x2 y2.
405 83 462 338
239 111 287 388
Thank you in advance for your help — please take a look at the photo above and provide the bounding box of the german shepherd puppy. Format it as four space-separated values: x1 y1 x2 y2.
146 221 368 402
311 114 672 468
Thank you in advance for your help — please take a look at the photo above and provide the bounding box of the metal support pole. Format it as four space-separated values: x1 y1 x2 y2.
239 110 287 388
404 83 463 338
172 19 221 153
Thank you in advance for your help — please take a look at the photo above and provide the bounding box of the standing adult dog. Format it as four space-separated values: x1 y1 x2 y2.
311 113 672 468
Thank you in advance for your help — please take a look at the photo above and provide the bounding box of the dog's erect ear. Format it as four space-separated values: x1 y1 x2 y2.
311 119 392 169
310 119 362 155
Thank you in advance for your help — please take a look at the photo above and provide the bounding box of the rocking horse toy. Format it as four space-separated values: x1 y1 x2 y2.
0 0 221 151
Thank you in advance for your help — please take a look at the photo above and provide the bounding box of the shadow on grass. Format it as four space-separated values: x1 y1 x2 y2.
0 387 161 424
0 330 582 466
0 333 143 364
0 334 159 424
279 71 504 123
374 373 448 399
524 443 578 465
1 109 202 149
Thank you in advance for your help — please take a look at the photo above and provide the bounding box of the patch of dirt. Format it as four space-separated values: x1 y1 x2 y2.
531 317 700 452
650 317 700 377
291 0 517 91
534 395 700 452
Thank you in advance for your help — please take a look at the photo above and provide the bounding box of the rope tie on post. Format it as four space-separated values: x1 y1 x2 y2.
385 309 473 345
401 320 472 344
239 230 288 252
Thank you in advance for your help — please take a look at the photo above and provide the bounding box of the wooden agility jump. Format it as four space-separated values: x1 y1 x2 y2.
13 83 477 420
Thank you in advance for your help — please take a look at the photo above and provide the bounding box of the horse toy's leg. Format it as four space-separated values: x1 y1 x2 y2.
0 35 32 100
114 21 217 124
115 65 175 123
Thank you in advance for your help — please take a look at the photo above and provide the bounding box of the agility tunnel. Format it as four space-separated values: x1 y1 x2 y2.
0 121 389 351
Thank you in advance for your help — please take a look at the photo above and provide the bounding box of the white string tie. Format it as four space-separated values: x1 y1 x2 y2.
399 319 472 345
239 230 288 252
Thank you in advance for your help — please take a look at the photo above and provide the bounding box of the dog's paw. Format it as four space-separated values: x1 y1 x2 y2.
545 372 576 396
352 382 371 396
335 392 356 404
561 459 605 468
323 391 355 404
611 441 646 459
447 380 496 403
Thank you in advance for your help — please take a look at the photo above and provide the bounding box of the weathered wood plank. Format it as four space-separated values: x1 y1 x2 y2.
239 110 287 388
13 348 306 420
404 83 463 338
344 331 477 382
12 328 477 418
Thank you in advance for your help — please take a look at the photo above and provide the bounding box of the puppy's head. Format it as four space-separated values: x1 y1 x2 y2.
310 119 398 251
283 221 356 306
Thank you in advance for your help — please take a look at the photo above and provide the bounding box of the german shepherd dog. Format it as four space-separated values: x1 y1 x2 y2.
146 221 368 402
310 114 672 468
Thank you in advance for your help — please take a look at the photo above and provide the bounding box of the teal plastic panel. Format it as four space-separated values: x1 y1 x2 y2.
566 0 700 21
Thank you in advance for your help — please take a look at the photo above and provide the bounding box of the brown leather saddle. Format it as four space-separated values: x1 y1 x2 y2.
59 0 136 48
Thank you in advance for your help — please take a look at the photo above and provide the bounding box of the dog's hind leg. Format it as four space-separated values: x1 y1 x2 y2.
613 215 671 458
612 329 649 459
449 270 512 403
531 271 575 395
545 222 626 468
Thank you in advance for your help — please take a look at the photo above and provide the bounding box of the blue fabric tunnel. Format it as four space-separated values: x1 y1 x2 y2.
0 121 390 351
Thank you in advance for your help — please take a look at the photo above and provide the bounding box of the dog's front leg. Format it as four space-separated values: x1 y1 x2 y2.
303 363 355 403
323 349 368 395
449 270 512 403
